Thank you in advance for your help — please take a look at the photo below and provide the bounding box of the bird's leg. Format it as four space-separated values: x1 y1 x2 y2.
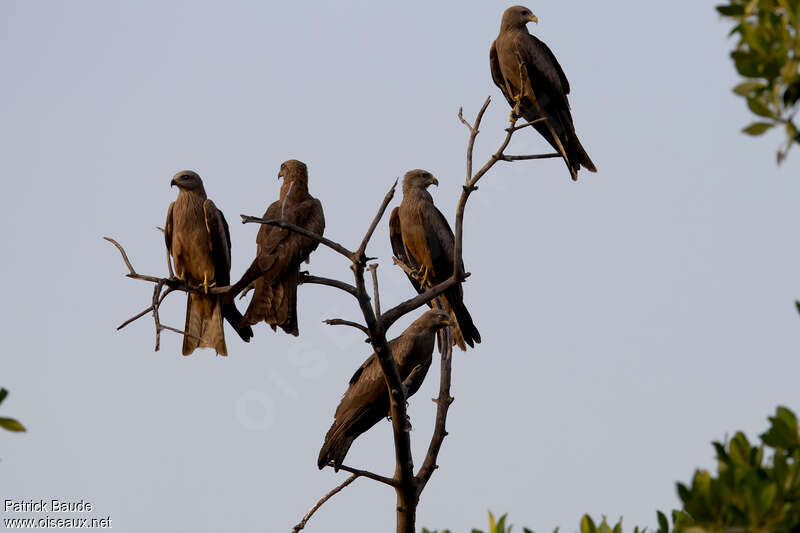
417 264 431 288
201 272 216 294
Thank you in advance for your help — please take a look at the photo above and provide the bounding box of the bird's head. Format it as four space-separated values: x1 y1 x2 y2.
414 309 452 332
402 169 439 192
501 5 538 29
170 170 205 193
278 159 309 197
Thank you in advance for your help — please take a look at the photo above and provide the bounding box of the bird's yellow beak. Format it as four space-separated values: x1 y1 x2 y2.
528 13 538 23
441 319 451 326
426 176 439 187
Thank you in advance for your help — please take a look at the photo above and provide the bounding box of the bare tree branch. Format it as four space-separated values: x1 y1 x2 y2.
152 280 165 351
416 307 454 486
298 272 358 297
501 153 561 162
505 116 548 132
368 263 381 317
323 318 369 336
240 215 354 260
291 474 359 533
334 464 398 487
117 287 178 331
355 181 398 263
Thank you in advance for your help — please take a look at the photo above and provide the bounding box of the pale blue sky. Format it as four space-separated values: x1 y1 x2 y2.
2 1 799 532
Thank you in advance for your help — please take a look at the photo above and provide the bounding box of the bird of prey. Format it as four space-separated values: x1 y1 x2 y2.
490 5 596 181
389 169 481 351
317 309 451 471
164 171 253 356
225 160 325 335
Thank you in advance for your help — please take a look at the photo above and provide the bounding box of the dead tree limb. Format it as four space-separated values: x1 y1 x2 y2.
110 93 553 531
105 236 231 351
291 474 359 533
271 98 552 532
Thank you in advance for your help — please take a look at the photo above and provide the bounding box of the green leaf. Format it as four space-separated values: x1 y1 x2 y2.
580 515 596 533
0 417 26 432
758 483 777 516
0 388 7 406
761 406 800 449
733 80 767 96
657 510 669 533
747 97 776 118
718 4 746 15
743 121 776 135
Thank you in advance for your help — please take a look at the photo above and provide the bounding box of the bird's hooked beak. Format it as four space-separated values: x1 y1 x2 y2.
426 176 439 187
440 318 451 326
528 13 538 24
170 178 178 188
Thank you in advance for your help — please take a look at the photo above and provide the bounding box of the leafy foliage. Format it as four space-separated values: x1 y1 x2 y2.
425 407 799 532
717 0 800 162
0 388 26 432
671 405 800 532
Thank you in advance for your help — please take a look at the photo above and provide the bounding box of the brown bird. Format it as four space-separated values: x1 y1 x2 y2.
225 160 325 335
317 309 451 470
490 5 596 180
164 171 253 356
389 169 480 351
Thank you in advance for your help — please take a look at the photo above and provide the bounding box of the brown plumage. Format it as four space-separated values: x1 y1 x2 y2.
490 5 596 181
389 170 481 351
226 160 325 335
164 171 253 356
317 309 451 470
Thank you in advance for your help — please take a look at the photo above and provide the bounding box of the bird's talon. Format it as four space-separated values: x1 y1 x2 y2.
202 273 216 294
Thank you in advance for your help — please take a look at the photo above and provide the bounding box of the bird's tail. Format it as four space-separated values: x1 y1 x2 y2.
222 301 253 342
317 421 356 471
183 293 227 356
442 289 481 351
241 271 299 336
571 135 597 175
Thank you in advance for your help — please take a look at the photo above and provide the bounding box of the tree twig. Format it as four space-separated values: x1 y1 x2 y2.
240 215 354 261
323 318 370 336
334 464 398 487
298 272 358 297
416 300 454 486
355 181 398 263
117 287 178 331
291 474 359 533
368 263 381 317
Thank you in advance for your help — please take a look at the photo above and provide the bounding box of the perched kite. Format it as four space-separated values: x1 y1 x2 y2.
389 169 481 351
226 160 325 335
317 309 451 470
490 5 596 181
164 171 253 356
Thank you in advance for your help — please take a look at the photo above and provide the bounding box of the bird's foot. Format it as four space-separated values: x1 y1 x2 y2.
202 273 216 294
414 265 431 288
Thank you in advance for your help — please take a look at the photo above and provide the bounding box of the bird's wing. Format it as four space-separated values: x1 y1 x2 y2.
165 202 174 257
256 198 323 272
490 40 515 107
516 33 570 108
421 204 458 283
389 206 424 294
203 199 232 285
